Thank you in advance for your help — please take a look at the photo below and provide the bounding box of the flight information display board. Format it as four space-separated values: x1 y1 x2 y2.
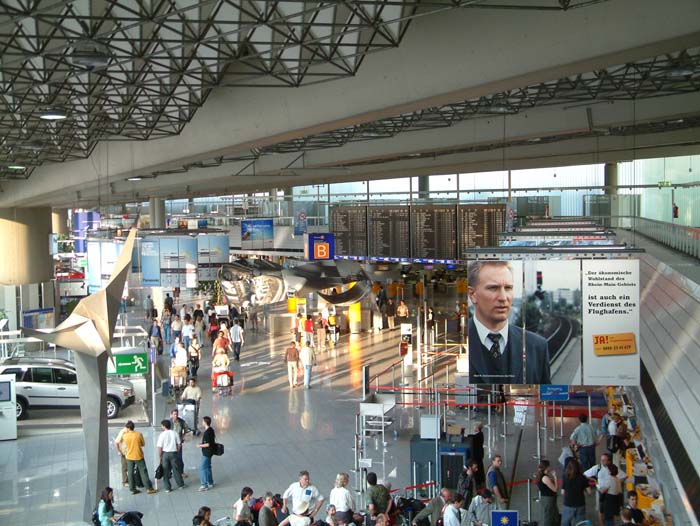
368 206 410 258
459 204 506 251
411 205 457 260
330 206 368 257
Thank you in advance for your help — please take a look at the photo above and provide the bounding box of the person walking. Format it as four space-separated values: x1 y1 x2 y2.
535 460 558 526
119 421 157 495
396 300 409 325
188 336 202 377
303 315 315 347
384 299 396 330
161 309 172 345
299 341 316 389
316 313 327 350
157 419 185 493
144 295 154 321
149 319 162 354
197 416 216 491
231 318 245 361
285 340 301 388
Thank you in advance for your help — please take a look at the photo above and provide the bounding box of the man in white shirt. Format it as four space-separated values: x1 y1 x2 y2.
231 319 245 361
157 419 184 492
584 453 627 526
444 495 464 526
282 470 325 520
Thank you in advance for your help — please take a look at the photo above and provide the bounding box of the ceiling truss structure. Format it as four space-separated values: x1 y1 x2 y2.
7 46 693 182
0 0 609 180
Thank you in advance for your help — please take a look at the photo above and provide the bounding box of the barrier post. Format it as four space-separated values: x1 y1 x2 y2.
392 364 396 391
534 421 541 461
428 461 434 498
588 393 592 423
550 402 556 442
560 404 564 439
527 478 532 521
412 461 418 499
501 399 508 438
543 401 548 431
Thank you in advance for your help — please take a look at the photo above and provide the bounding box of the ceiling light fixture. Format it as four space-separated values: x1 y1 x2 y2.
127 176 142 181
40 108 68 121
7 165 26 170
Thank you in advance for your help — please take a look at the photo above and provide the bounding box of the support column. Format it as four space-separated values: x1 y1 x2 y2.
604 163 618 195
51 208 69 235
149 197 165 228
418 175 430 200
0 207 52 285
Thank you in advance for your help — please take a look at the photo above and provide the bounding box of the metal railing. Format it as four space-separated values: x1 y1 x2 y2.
630 217 700 259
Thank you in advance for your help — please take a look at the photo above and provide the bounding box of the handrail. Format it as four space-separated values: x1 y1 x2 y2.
630 216 700 259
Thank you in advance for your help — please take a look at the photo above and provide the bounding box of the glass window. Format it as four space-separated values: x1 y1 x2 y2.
53 368 77 384
30 367 53 383
2 367 26 382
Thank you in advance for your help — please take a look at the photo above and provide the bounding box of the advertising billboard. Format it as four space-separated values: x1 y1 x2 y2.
241 219 274 250
466 258 639 386
581 259 640 385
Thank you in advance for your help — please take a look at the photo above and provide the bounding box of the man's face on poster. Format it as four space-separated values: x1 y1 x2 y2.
469 263 514 331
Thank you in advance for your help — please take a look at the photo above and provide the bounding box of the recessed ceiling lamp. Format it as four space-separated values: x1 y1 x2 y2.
40 108 68 121
7 164 26 170
127 176 142 181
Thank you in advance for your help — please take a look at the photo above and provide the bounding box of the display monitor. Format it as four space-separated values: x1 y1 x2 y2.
0 381 11 402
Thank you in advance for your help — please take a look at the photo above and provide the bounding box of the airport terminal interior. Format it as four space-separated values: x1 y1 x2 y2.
0 2 699 526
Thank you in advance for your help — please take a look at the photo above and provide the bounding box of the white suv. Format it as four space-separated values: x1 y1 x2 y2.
0 357 136 420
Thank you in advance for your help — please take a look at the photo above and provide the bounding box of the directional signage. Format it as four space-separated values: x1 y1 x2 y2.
107 353 149 375
540 384 570 402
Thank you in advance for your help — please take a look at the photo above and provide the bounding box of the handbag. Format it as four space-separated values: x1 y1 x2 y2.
155 463 164 480
214 443 225 456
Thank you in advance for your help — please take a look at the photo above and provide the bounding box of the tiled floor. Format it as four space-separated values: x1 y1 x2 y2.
0 312 605 526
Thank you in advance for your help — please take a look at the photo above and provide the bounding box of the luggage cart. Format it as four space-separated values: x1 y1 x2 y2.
178 399 200 435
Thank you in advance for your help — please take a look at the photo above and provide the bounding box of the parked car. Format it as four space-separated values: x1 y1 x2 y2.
55 267 85 280
0 357 135 420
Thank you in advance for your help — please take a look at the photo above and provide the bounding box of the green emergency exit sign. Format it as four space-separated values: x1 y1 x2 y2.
107 353 149 375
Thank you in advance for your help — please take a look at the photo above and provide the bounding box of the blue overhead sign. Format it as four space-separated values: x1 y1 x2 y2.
540 384 570 402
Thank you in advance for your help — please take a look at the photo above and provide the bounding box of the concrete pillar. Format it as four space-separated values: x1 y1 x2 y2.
149 197 165 228
604 163 618 195
51 208 69 235
418 175 430 200
0 207 53 285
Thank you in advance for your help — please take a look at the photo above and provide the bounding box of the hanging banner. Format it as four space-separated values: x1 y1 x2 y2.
141 239 161 286
581 259 640 385
294 209 308 236
241 219 274 249
197 235 229 281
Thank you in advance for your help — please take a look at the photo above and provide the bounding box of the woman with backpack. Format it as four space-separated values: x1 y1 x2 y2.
96 487 121 526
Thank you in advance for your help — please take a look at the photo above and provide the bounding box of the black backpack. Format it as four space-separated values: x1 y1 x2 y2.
92 509 101 526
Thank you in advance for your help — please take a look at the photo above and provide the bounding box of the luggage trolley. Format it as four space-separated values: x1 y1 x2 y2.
212 369 234 396
178 399 200 435
170 365 187 400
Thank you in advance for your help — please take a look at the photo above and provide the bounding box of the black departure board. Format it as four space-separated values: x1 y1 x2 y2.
411 205 457 260
368 207 410 258
459 204 506 251
330 206 368 256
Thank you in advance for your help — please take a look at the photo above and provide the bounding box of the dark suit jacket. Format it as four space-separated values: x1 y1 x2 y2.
468 319 551 384
259 506 278 526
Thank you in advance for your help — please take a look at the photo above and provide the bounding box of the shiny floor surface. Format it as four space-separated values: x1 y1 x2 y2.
4 227 698 526
0 321 601 526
